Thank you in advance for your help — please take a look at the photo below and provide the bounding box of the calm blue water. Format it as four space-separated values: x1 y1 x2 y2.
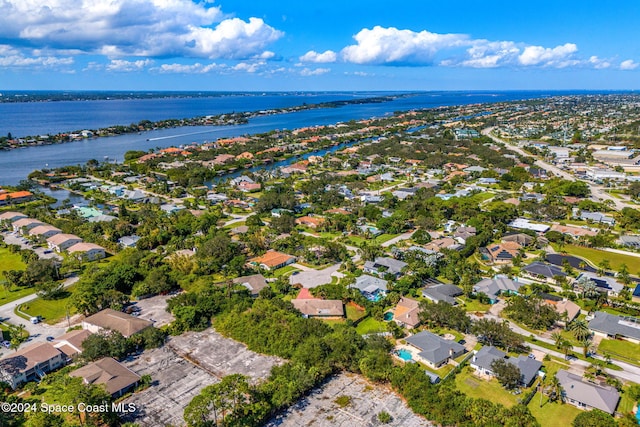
397 349 413 361
0 91 613 185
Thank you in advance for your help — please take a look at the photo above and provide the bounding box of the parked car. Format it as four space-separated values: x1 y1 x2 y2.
46 336 55 342
1 341 10 348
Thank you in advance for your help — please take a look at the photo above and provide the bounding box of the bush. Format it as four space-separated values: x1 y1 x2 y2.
377 411 392 423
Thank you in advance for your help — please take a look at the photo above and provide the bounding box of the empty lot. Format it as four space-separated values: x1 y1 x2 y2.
264 373 433 427
168 329 284 381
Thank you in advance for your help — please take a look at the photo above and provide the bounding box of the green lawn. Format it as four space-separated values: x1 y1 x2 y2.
355 316 387 335
454 366 519 408
618 384 637 415
346 304 367 322
18 286 76 325
0 247 27 274
558 244 640 273
598 338 640 365
528 394 582 427
272 265 300 277
460 297 491 313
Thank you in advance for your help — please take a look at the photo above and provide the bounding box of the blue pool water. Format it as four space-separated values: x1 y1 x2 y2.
384 312 393 321
397 349 413 361
635 405 639 424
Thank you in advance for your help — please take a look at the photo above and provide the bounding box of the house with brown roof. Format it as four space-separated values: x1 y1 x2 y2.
0 211 27 224
28 224 62 239
67 242 106 260
393 296 422 328
248 251 296 271
12 217 44 233
70 357 140 397
47 233 83 252
424 237 459 253
53 329 92 358
82 309 153 338
291 299 344 319
485 241 522 264
0 342 65 389
550 224 598 239
233 274 269 297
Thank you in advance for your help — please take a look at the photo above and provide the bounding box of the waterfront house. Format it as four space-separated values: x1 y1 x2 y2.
70 357 141 398
405 331 466 369
82 309 153 338
0 342 65 389
0 191 34 206
470 346 541 387
556 369 619 415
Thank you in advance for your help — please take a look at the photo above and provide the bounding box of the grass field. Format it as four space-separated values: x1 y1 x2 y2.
527 394 582 427
618 384 637 415
557 244 640 273
598 338 640 365
18 286 76 325
355 316 387 335
0 247 26 274
454 366 518 408
346 304 366 322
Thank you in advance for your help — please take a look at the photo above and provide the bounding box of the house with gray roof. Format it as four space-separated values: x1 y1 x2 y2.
470 346 542 387
233 274 268 297
556 369 619 414
473 276 523 304
578 211 615 226
363 257 408 278
589 311 640 344
620 235 640 249
421 283 463 305
521 262 567 283
405 331 466 368
576 272 624 297
352 275 388 301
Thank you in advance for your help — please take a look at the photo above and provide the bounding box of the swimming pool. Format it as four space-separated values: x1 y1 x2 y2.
383 312 393 321
397 349 413 361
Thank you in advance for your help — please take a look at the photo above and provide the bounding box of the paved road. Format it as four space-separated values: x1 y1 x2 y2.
482 128 635 211
381 231 415 247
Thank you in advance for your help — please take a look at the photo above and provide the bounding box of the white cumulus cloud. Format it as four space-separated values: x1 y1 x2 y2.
341 26 468 65
299 50 337 63
620 59 638 70
106 59 153 72
518 43 578 66
0 44 73 69
0 0 283 59
300 67 330 76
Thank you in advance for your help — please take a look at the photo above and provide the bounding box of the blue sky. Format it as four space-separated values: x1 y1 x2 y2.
1 0 639 91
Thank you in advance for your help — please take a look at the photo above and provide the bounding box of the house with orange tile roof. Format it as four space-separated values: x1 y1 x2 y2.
236 151 254 160
550 224 598 239
295 216 325 229
0 191 34 205
248 250 296 271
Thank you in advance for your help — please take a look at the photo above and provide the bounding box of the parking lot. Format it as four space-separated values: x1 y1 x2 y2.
129 294 174 328
1 231 62 260
168 329 284 381
264 373 433 427
120 346 219 427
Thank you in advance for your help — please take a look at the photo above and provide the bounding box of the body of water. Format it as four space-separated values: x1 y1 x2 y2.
0 91 608 185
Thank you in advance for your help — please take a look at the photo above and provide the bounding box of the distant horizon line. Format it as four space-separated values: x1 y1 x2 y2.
1 89 639 93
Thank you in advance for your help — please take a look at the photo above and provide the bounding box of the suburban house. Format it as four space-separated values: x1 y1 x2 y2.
405 331 466 369
392 296 422 329
248 250 296 271
521 262 567 283
484 241 522 264
508 218 550 233
351 275 388 301
421 282 463 305
473 276 523 303
501 232 534 247
46 233 83 252
0 191 34 206
53 329 92 359
550 224 598 239
233 274 269 297
83 309 153 338
589 312 640 344
470 346 542 387
294 216 325 229
0 342 65 389
70 357 141 397
67 242 107 260
118 235 141 248
576 272 624 296
577 211 615 226
424 237 461 253
633 284 640 304
27 225 62 239
12 217 44 233
363 257 408 278
291 299 344 319
543 297 581 325
556 369 620 415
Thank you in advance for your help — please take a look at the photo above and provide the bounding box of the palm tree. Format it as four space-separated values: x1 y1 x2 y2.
558 339 573 359
548 374 563 403
551 332 564 347
569 319 591 341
